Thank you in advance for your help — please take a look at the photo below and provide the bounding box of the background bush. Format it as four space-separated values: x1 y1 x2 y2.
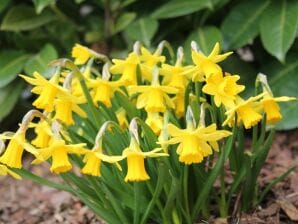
0 0 298 130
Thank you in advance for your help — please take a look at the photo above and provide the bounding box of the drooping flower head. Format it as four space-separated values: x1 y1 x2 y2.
0 164 21 179
31 120 53 148
110 52 140 85
162 122 231 165
53 91 87 125
121 119 168 182
72 44 93 65
202 72 245 107
20 72 65 112
0 131 26 168
223 94 264 129
32 137 86 174
184 42 233 82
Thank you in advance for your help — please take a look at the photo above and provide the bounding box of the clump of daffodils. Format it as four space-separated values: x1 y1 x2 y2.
0 41 295 223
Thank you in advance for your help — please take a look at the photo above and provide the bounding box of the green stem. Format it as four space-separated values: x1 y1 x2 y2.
183 165 192 224
133 182 141 224
14 169 74 194
219 169 227 217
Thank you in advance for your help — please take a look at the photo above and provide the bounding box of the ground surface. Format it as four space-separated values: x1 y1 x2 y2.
0 131 297 224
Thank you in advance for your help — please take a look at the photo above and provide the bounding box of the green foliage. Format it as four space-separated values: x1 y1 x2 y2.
0 0 298 129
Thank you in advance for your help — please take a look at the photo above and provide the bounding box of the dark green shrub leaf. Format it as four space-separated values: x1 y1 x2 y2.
221 0 270 49
24 44 58 77
0 0 11 13
113 12 136 34
151 0 211 19
260 0 298 62
0 51 29 88
0 81 23 122
124 17 158 46
33 0 55 14
1 5 56 31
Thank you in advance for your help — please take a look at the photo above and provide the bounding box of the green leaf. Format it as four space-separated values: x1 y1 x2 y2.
264 53 298 130
113 12 136 35
221 0 270 49
151 0 211 19
184 26 222 62
24 44 58 77
0 51 29 88
260 0 298 62
0 0 10 13
33 0 55 14
124 17 158 47
1 5 56 31
0 81 23 122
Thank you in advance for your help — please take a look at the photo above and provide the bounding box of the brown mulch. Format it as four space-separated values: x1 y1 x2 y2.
1 131 298 224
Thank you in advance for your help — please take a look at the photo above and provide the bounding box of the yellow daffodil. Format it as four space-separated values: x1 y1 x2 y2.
0 131 38 168
145 112 163 135
223 94 264 129
20 72 65 112
184 42 232 81
89 78 122 107
202 72 245 107
116 108 129 129
122 138 168 182
161 123 231 165
128 84 178 113
32 138 86 174
173 91 185 118
53 92 87 126
160 63 189 90
82 150 123 177
139 47 166 81
260 91 296 125
72 44 93 65
0 164 21 179
31 120 53 148
110 53 140 85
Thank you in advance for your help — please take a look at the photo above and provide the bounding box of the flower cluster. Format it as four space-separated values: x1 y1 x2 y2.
0 42 294 182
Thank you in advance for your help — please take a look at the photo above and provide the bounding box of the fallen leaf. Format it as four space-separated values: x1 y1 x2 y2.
277 199 298 221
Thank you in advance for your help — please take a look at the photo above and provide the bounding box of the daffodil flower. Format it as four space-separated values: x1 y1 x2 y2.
260 91 296 125
32 138 86 174
122 138 168 182
72 44 93 65
160 63 190 90
0 164 21 179
110 53 140 85
31 120 53 148
160 123 231 165
145 112 163 135
202 72 245 107
82 150 123 177
223 94 264 129
53 92 87 126
139 47 166 81
128 84 178 113
184 42 233 81
0 131 39 168
116 108 129 129
89 78 122 107
20 72 66 112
